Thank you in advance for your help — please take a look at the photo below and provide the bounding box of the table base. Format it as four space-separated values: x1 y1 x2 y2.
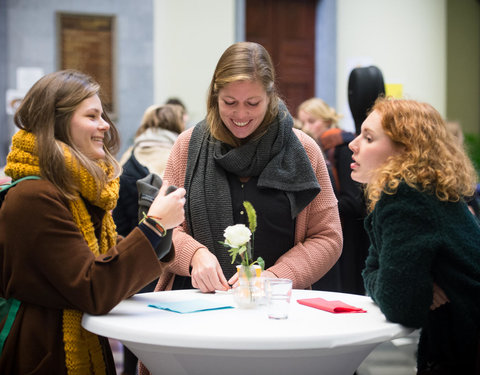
126 340 380 375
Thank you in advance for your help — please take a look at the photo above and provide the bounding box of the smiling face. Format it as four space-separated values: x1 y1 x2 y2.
349 110 403 184
70 94 110 160
218 80 269 139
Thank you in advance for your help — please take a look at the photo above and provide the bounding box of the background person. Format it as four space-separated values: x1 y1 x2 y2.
113 103 185 375
114 104 185 237
0 69 186 374
166 97 189 127
298 98 369 294
349 98 480 374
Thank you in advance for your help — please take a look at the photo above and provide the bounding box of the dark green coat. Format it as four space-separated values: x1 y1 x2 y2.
363 183 480 373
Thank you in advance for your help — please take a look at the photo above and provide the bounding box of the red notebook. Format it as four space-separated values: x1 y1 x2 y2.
297 297 367 314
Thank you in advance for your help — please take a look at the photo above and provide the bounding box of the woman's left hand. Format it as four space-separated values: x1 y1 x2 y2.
430 283 449 310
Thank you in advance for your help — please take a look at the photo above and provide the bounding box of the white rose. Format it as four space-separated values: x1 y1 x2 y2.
224 224 251 247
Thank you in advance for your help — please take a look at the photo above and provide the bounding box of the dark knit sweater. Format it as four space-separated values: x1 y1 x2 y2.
363 183 480 373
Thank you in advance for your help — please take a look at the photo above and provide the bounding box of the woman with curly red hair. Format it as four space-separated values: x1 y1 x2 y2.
349 98 480 374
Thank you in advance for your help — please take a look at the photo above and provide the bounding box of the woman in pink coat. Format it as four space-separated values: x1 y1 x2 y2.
155 42 342 293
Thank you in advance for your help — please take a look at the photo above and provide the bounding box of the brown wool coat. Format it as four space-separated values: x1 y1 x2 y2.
0 179 169 374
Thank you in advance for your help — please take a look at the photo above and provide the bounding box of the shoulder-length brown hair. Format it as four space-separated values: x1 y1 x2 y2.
206 41 280 147
365 98 477 212
14 69 121 199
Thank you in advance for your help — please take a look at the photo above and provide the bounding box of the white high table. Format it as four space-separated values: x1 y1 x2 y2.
82 289 413 375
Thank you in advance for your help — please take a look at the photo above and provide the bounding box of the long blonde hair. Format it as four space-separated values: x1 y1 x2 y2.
365 98 477 212
13 69 121 199
206 42 279 147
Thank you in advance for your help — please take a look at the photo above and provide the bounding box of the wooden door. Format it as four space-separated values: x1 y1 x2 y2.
59 14 115 114
246 0 316 116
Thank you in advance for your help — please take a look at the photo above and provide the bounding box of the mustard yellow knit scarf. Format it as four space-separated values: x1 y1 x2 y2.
5 130 119 374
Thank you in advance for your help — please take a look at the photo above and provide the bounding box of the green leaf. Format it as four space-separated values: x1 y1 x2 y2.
256 257 265 271
243 201 257 234
238 245 247 255
227 248 238 263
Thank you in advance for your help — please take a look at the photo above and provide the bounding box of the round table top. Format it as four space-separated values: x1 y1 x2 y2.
82 289 412 351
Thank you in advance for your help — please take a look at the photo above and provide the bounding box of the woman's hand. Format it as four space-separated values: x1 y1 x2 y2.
190 248 230 292
430 283 449 310
147 180 186 229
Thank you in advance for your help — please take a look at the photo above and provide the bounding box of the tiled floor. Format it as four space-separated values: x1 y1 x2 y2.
110 330 420 375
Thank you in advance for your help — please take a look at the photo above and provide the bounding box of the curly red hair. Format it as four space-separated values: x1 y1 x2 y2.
365 98 477 212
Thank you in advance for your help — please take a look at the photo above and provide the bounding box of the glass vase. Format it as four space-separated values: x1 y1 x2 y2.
233 265 263 309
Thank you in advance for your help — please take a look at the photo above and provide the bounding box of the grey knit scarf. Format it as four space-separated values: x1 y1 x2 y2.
184 102 321 278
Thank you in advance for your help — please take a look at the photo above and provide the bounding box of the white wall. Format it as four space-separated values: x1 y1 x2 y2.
2 0 155 158
152 0 447 133
153 0 236 128
336 0 446 132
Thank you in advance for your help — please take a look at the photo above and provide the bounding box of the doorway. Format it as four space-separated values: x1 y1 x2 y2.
246 0 316 116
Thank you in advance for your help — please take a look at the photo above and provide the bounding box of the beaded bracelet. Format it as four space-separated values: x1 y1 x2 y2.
139 212 167 237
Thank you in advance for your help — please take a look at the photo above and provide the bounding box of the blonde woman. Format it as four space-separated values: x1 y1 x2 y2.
298 98 341 140
298 98 369 294
349 98 480 374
